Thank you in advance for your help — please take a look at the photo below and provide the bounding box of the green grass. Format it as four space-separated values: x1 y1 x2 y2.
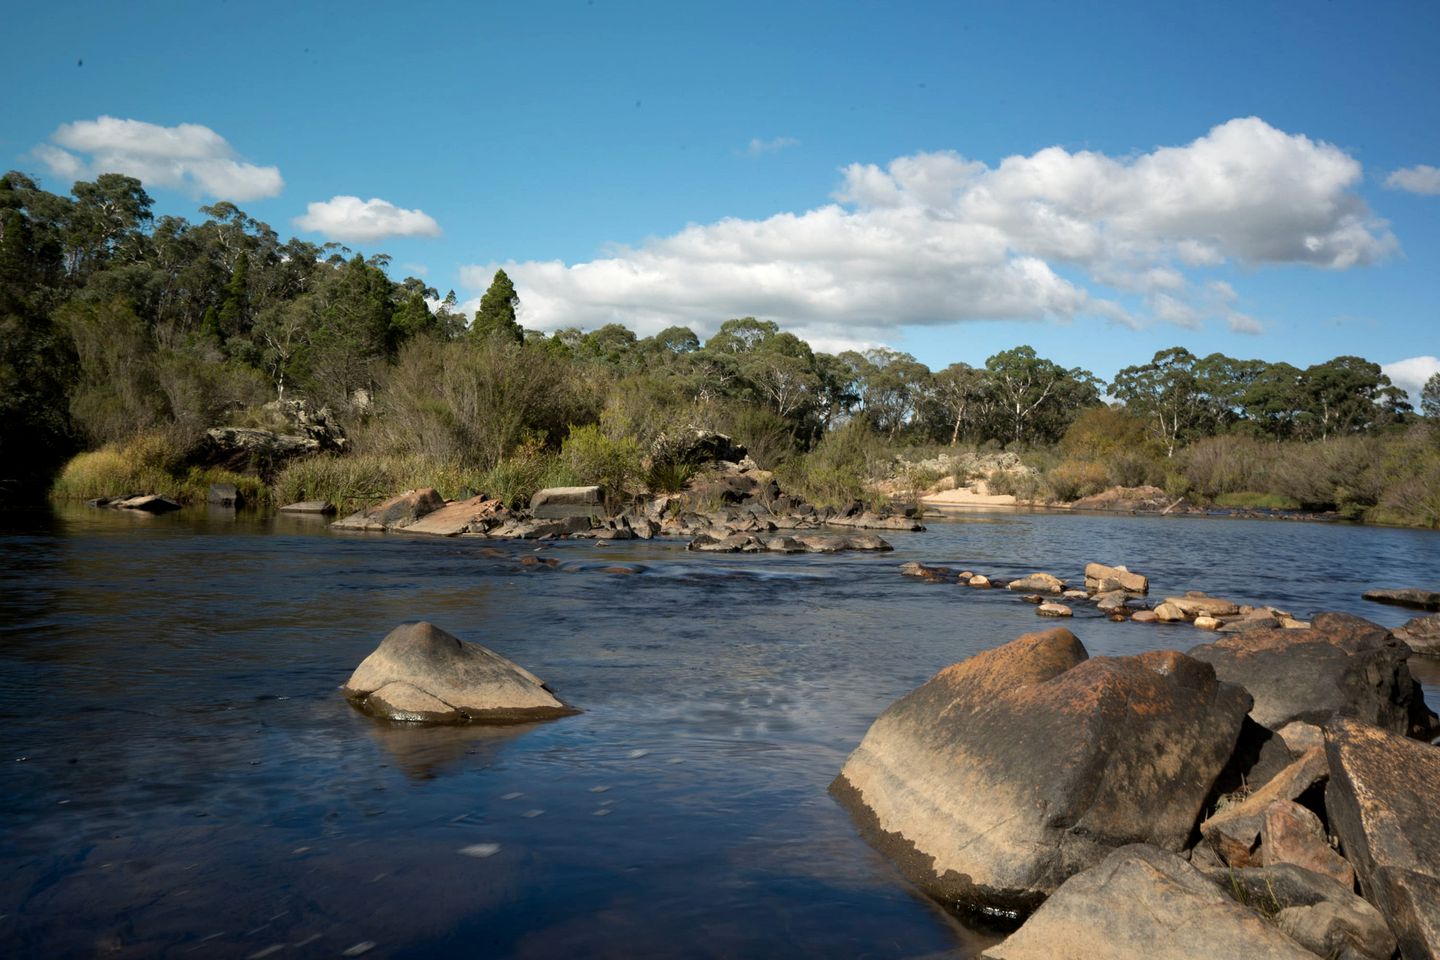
52 435 269 506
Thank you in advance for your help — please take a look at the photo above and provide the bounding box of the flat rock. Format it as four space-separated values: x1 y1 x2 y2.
1036 603 1072 618
530 485 605 520
1084 562 1148 594
342 621 576 724
405 496 502 536
332 488 445 531
833 629 1251 913
1188 612 1439 739
1325 717 1440 960
981 845 1321 960
1166 593 1242 618
279 500 336 514
1006 572 1066 594
1362 588 1440 611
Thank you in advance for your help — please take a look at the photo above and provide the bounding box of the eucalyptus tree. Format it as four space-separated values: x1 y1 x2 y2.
984 345 1100 446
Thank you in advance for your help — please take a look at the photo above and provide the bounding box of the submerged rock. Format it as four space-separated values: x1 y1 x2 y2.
832 628 1251 913
278 499 336 514
342 622 576 724
981 845 1321 960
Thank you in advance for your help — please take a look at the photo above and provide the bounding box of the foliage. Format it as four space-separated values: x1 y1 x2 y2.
775 420 888 506
51 430 267 506
1046 459 1111 502
470 269 523 344
560 424 643 503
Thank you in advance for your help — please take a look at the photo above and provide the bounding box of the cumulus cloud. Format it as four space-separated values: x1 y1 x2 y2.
294 196 442 243
461 117 1393 345
1381 355 1440 404
745 136 800 156
35 116 283 201
1385 165 1440 196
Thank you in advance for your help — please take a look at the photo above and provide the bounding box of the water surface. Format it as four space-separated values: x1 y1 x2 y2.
2 505 1436 958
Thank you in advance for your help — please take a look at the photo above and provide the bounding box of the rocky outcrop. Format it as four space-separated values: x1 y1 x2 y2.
331 488 446 532
981 845 1322 960
206 482 240 506
1393 613 1440 657
1188 612 1439 740
1069 485 1174 513
342 622 575 724
1362 588 1440 611
832 629 1251 913
196 427 321 474
1325 718 1440 960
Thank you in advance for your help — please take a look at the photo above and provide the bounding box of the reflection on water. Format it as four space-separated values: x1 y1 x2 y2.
1 503 1437 958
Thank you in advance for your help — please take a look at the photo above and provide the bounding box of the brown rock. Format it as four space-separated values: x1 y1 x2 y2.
1325 718 1440 960
1215 865 1396 960
1201 747 1329 868
332 488 445 531
1262 800 1355 889
404 495 503 536
1131 610 1159 623
969 574 992 588
1362 588 1440 612
1036 603 1073 618
833 630 1251 913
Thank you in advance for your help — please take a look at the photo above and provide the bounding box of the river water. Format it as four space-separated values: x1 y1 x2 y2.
2 504 1437 959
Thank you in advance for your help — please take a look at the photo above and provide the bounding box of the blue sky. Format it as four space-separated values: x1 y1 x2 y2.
6 0 1439 396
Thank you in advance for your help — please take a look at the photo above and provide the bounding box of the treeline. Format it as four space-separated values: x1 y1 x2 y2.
3 169 1438 524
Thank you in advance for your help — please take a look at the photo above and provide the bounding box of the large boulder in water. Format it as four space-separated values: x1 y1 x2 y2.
1187 612 1439 740
342 622 576 724
980 845 1322 960
1393 613 1440 657
832 628 1252 913
331 488 446 531
1324 718 1440 960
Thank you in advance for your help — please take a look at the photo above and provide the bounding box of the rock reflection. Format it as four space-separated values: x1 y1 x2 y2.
362 717 550 780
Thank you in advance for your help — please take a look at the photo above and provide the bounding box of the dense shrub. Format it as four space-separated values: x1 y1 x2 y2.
560 424 643 504
1046 459 1110 501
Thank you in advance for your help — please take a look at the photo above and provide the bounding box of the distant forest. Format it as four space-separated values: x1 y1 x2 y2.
3 170 1439 525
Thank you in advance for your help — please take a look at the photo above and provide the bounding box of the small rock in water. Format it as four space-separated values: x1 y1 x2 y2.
458 843 501 858
342 943 376 957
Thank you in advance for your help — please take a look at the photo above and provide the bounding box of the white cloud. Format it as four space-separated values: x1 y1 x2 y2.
460 117 1393 345
745 136 800 156
294 196 441 244
1384 165 1440 196
1381 356 1440 403
35 116 283 201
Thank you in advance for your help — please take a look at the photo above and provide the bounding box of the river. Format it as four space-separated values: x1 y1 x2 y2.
2 504 1437 959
